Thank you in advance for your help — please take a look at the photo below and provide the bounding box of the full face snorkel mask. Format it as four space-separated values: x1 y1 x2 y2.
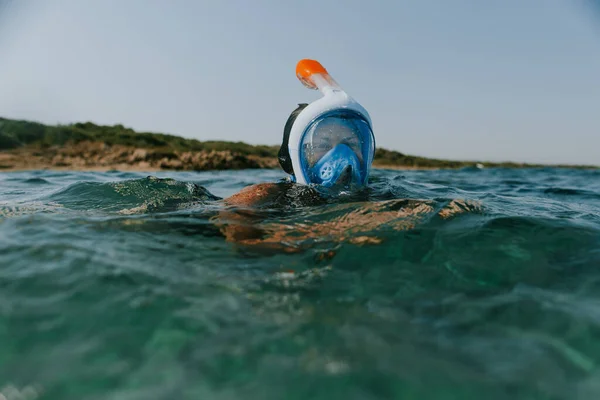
278 59 375 188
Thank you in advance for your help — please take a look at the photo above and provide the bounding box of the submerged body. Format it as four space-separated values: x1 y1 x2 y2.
217 181 481 253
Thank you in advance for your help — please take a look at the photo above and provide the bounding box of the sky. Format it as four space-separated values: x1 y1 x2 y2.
0 0 599 165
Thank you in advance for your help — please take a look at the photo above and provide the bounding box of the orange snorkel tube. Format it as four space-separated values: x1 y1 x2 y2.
295 59 343 94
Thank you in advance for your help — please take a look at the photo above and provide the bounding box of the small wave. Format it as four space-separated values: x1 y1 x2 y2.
47 176 221 214
24 178 51 185
543 187 598 197
0 202 63 218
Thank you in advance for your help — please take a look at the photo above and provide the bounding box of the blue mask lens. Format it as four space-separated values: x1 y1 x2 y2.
309 144 364 187
299 110 374 187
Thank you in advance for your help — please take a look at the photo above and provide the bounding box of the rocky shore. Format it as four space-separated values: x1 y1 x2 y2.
0 141 279 172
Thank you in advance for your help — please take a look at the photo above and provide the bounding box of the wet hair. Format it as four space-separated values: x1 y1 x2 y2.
278 103 308 176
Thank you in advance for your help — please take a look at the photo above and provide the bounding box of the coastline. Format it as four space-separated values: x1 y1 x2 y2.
0 140 450 172
0 142 279 173
1 118 597 172
0 150 442 172
0 164 443 173
1 144 597 173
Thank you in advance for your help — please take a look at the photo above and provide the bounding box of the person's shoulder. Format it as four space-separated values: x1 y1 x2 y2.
225 181 325 208
225 183 285 207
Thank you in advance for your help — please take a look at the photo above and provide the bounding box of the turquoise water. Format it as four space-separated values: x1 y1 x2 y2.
1 168 599 400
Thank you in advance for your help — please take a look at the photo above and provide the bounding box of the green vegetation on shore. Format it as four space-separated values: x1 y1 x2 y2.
0 117 277 157
0 116 596 169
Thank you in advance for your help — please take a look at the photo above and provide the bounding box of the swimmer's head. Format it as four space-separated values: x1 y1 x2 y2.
278 60 375 188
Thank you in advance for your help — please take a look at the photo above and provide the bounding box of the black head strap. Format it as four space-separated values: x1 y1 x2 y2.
278 103 308 175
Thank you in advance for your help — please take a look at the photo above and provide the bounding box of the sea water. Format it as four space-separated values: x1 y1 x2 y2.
1 167 599 400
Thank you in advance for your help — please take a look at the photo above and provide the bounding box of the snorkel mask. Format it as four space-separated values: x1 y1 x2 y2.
278 59 375 188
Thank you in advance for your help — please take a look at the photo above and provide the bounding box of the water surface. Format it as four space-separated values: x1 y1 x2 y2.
1 168 599 400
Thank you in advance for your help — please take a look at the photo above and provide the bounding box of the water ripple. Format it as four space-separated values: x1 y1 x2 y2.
0 168 598 400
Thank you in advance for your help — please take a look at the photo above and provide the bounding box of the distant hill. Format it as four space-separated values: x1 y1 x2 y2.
0 117 596 171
